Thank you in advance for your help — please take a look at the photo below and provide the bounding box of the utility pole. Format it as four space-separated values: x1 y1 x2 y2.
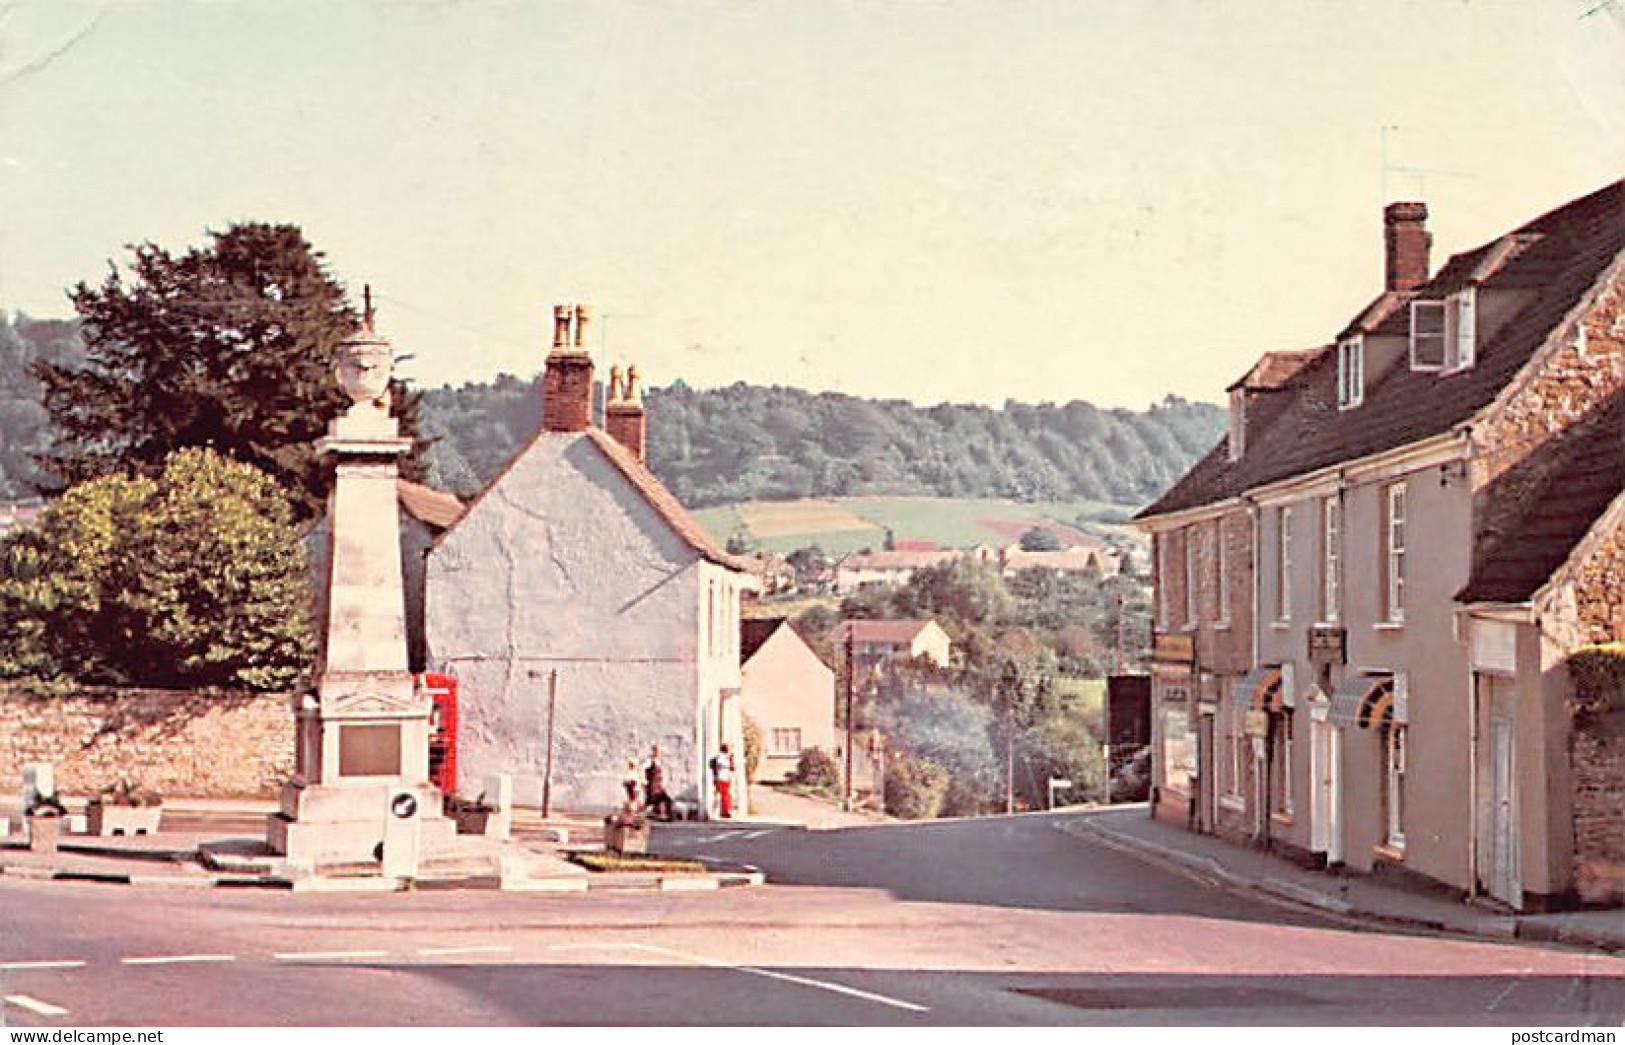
1113 588 1126 675
1004 709 1015 815
541 670 559 818
844 628 855 812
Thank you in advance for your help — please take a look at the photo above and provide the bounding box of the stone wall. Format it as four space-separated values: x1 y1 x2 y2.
0 687 293 798
1572 524 1625 644
1572 714 1625 905
1474 266 1624 501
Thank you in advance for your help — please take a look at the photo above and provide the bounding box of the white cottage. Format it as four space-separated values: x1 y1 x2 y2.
424 305 753 815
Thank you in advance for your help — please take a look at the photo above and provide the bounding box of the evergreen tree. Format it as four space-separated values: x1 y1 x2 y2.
33 223 422 517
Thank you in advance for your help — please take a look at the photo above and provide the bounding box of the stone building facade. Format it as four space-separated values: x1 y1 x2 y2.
1139 180 1625 910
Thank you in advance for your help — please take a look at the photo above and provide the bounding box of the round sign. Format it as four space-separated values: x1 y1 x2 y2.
390 793 418 819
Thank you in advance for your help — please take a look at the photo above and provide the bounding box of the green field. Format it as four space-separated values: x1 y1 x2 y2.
693 496 1141 557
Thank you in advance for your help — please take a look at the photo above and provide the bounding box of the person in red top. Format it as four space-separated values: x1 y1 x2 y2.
710 744 736 818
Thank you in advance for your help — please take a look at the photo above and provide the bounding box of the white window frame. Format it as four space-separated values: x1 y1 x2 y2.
1337 336 1364 409
1275 505 1293 623
1385 723 1407 850
1183 529 1198 627
1445 287 1477 372
770 727 802 757
1228 388 1245 460
1321 494 1341 624
1156 535 1170 629
1385 483 1406 623
1410 301 1447 370
1215 518 1231 627
1227 694 1244 800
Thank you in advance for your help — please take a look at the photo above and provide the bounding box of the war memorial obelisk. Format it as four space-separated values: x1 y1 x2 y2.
267 295 456 870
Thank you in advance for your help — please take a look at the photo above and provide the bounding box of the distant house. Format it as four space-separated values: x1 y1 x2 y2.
0 499 43 537
828 619 952 672
833 544 997 593
740 551 796 596
425 306 754 815
999 543 1120 577
739 618 836 782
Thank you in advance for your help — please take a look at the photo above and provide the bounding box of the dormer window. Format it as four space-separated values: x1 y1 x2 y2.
1410 301 1447 370
1337 336 1364 409
1228 388 1245 461
1444 287 1477 371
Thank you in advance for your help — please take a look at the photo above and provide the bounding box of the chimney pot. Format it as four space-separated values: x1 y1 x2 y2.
1384 200 1431 292
573 304 592 350
552 304 572 352
605 360 648 463
543 302 594 433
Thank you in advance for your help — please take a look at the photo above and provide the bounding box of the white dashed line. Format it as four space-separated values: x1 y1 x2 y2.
416 945 513 957
121 954 236 966
0 961 85 971
736 829 775 841
4 993 70 1017
562 942 929 1014
272 950 388 961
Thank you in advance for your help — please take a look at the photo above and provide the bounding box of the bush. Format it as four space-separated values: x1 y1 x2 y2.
884 753 950 819
0 448 314 690
742 714 762 782
1570 643 1625 720
789 746 843 792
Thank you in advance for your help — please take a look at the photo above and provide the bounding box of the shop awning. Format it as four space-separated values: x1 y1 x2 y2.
1328 673 1395 729
1234 666 1285 713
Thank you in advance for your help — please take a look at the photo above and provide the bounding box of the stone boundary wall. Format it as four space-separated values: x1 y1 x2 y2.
1572 713 1625 906
0 687 294 798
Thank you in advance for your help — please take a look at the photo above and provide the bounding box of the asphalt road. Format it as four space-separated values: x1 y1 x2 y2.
2 809 1622 1026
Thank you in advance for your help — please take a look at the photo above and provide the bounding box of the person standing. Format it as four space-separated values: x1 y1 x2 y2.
710 743 736 818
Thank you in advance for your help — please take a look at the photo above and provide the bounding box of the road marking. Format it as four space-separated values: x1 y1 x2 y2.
736 829 775 841
121 954 236 966
272 950 388 961
0 961 85 971
417 945 513 957
618 943 929 1014
4 994 70 1017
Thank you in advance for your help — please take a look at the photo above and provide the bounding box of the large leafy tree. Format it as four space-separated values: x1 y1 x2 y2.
0 448 314 690
33 222 423 517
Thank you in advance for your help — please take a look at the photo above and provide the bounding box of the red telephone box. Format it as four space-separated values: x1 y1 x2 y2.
420 672 459 794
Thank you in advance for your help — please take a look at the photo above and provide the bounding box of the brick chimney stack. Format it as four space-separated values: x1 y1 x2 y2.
542 303 594 433
1384 201 1431 292
605 363 647 463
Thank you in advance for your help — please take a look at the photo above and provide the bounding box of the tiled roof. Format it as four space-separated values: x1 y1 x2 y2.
829 619 937 645
397 480 466 531
1141 178 1625 520
1460 390 1625 603
584 428 752 572
433 422 750 573
741 617 785 662
838 548 961 571
1226 348 1323 392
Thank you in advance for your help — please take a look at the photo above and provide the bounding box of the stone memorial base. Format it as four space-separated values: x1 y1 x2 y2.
267 778 457 867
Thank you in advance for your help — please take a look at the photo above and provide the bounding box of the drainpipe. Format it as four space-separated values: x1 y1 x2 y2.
1459 423 1480 900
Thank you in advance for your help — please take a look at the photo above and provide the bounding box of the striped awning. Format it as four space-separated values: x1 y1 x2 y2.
1328 673 1395 729
1234 666 1285 713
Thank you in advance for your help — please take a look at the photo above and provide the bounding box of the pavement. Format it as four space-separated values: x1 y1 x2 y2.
0 796 765 893
1069 803 1625 956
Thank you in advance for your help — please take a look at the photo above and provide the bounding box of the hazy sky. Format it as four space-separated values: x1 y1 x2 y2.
2 1 1622 409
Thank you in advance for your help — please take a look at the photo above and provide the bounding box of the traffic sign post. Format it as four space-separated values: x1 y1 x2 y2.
382 791 422 880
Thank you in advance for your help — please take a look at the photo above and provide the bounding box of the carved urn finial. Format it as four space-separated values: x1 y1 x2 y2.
336 303 393 413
